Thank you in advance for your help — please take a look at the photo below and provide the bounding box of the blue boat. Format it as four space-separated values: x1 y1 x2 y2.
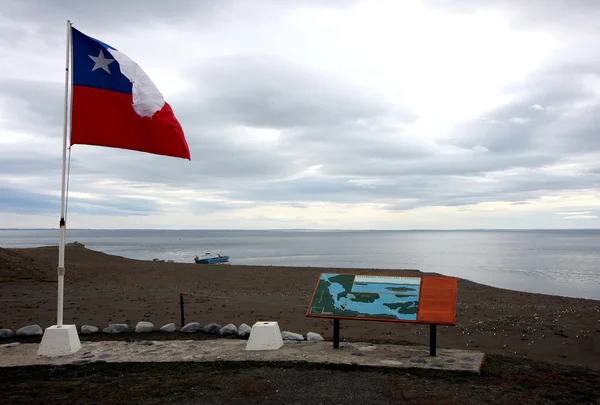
194 252 230 264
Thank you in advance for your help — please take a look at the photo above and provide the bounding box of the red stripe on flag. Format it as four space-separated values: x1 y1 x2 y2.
70 86 190 160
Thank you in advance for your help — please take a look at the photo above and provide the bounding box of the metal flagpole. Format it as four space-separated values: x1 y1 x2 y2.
38 20 80 356
57 19 73 328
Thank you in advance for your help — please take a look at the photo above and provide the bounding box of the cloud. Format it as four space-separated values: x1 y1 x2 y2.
0 79 65 134
2 1 223 32
0 186 59 215
447 67 600 164
425 0 600 29
192 54 414 129
1 0 600 229
68 196 161 217
557 210 599 220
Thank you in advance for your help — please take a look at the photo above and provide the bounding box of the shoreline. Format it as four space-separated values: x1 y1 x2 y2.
5 242 600 301
1 244 599 370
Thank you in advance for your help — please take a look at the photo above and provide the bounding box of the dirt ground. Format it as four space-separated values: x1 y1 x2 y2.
1 245 600 404
1 355 599 404
1 244 599 370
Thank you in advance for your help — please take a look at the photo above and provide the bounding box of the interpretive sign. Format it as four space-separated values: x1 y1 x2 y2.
306 273 458 325
306 272 458 355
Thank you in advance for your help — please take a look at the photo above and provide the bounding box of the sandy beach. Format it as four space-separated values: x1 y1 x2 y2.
1 244 599 370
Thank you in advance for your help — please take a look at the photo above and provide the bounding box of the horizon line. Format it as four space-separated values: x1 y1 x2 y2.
2 228 600 232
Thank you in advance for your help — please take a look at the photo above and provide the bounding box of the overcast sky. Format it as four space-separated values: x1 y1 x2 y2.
1 0 600 230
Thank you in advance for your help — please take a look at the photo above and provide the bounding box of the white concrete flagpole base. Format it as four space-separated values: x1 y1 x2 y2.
38 325 81 357
245 321 284 351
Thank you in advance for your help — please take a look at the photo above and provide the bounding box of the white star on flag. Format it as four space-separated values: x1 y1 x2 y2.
89 49 114 74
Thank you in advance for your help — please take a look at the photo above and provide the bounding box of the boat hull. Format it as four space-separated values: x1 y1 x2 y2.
194 256 230 264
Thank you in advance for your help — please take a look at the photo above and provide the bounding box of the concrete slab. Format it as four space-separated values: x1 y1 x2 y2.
0 340 486 374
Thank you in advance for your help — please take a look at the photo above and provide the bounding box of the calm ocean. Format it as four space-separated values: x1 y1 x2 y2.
1 229 599 300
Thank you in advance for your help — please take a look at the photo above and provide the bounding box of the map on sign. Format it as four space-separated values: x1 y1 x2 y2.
307 273 422 321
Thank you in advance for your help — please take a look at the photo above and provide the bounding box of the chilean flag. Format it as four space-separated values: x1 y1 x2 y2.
70 27 191 160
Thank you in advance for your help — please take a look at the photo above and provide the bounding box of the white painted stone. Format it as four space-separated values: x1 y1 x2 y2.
307 332 324 342
219 324 237 336
237 323 252 338
246 321 283 351
0 329 13 338
282 331 304 341
204 323 221 334
135 321 154 333
80 325 99 334
16 325 43 336
103 324 129 334
181 322 200 333
37 325 81 357
160 323 177 332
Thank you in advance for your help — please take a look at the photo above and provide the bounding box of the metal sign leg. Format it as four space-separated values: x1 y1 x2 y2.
333 318 340 348
430 324 437 356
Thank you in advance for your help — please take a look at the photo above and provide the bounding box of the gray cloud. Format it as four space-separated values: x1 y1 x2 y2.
449 65 600 158
0 186 58 215
1 0 600 225
425 0 600 30
3 51 600 216
68 196 161 217
0 184 164 218
0 154 62 178
3 1 226 32
193 55 414 129
3 0 361 40
0 79 64 135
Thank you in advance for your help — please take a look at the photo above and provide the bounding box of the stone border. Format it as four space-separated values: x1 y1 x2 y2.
0 321 325 342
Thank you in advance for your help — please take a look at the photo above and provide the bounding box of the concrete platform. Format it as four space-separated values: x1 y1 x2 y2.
0 340 486 374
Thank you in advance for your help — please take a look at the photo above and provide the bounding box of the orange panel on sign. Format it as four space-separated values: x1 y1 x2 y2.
416 277 458 325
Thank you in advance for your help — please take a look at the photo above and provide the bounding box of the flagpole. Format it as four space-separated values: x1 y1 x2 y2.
38 20 80 356
57 19 73 328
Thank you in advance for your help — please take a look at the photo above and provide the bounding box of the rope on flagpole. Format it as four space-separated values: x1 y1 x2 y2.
65 147 72 222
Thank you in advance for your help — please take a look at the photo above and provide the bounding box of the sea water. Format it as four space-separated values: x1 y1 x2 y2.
0 229 599 300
